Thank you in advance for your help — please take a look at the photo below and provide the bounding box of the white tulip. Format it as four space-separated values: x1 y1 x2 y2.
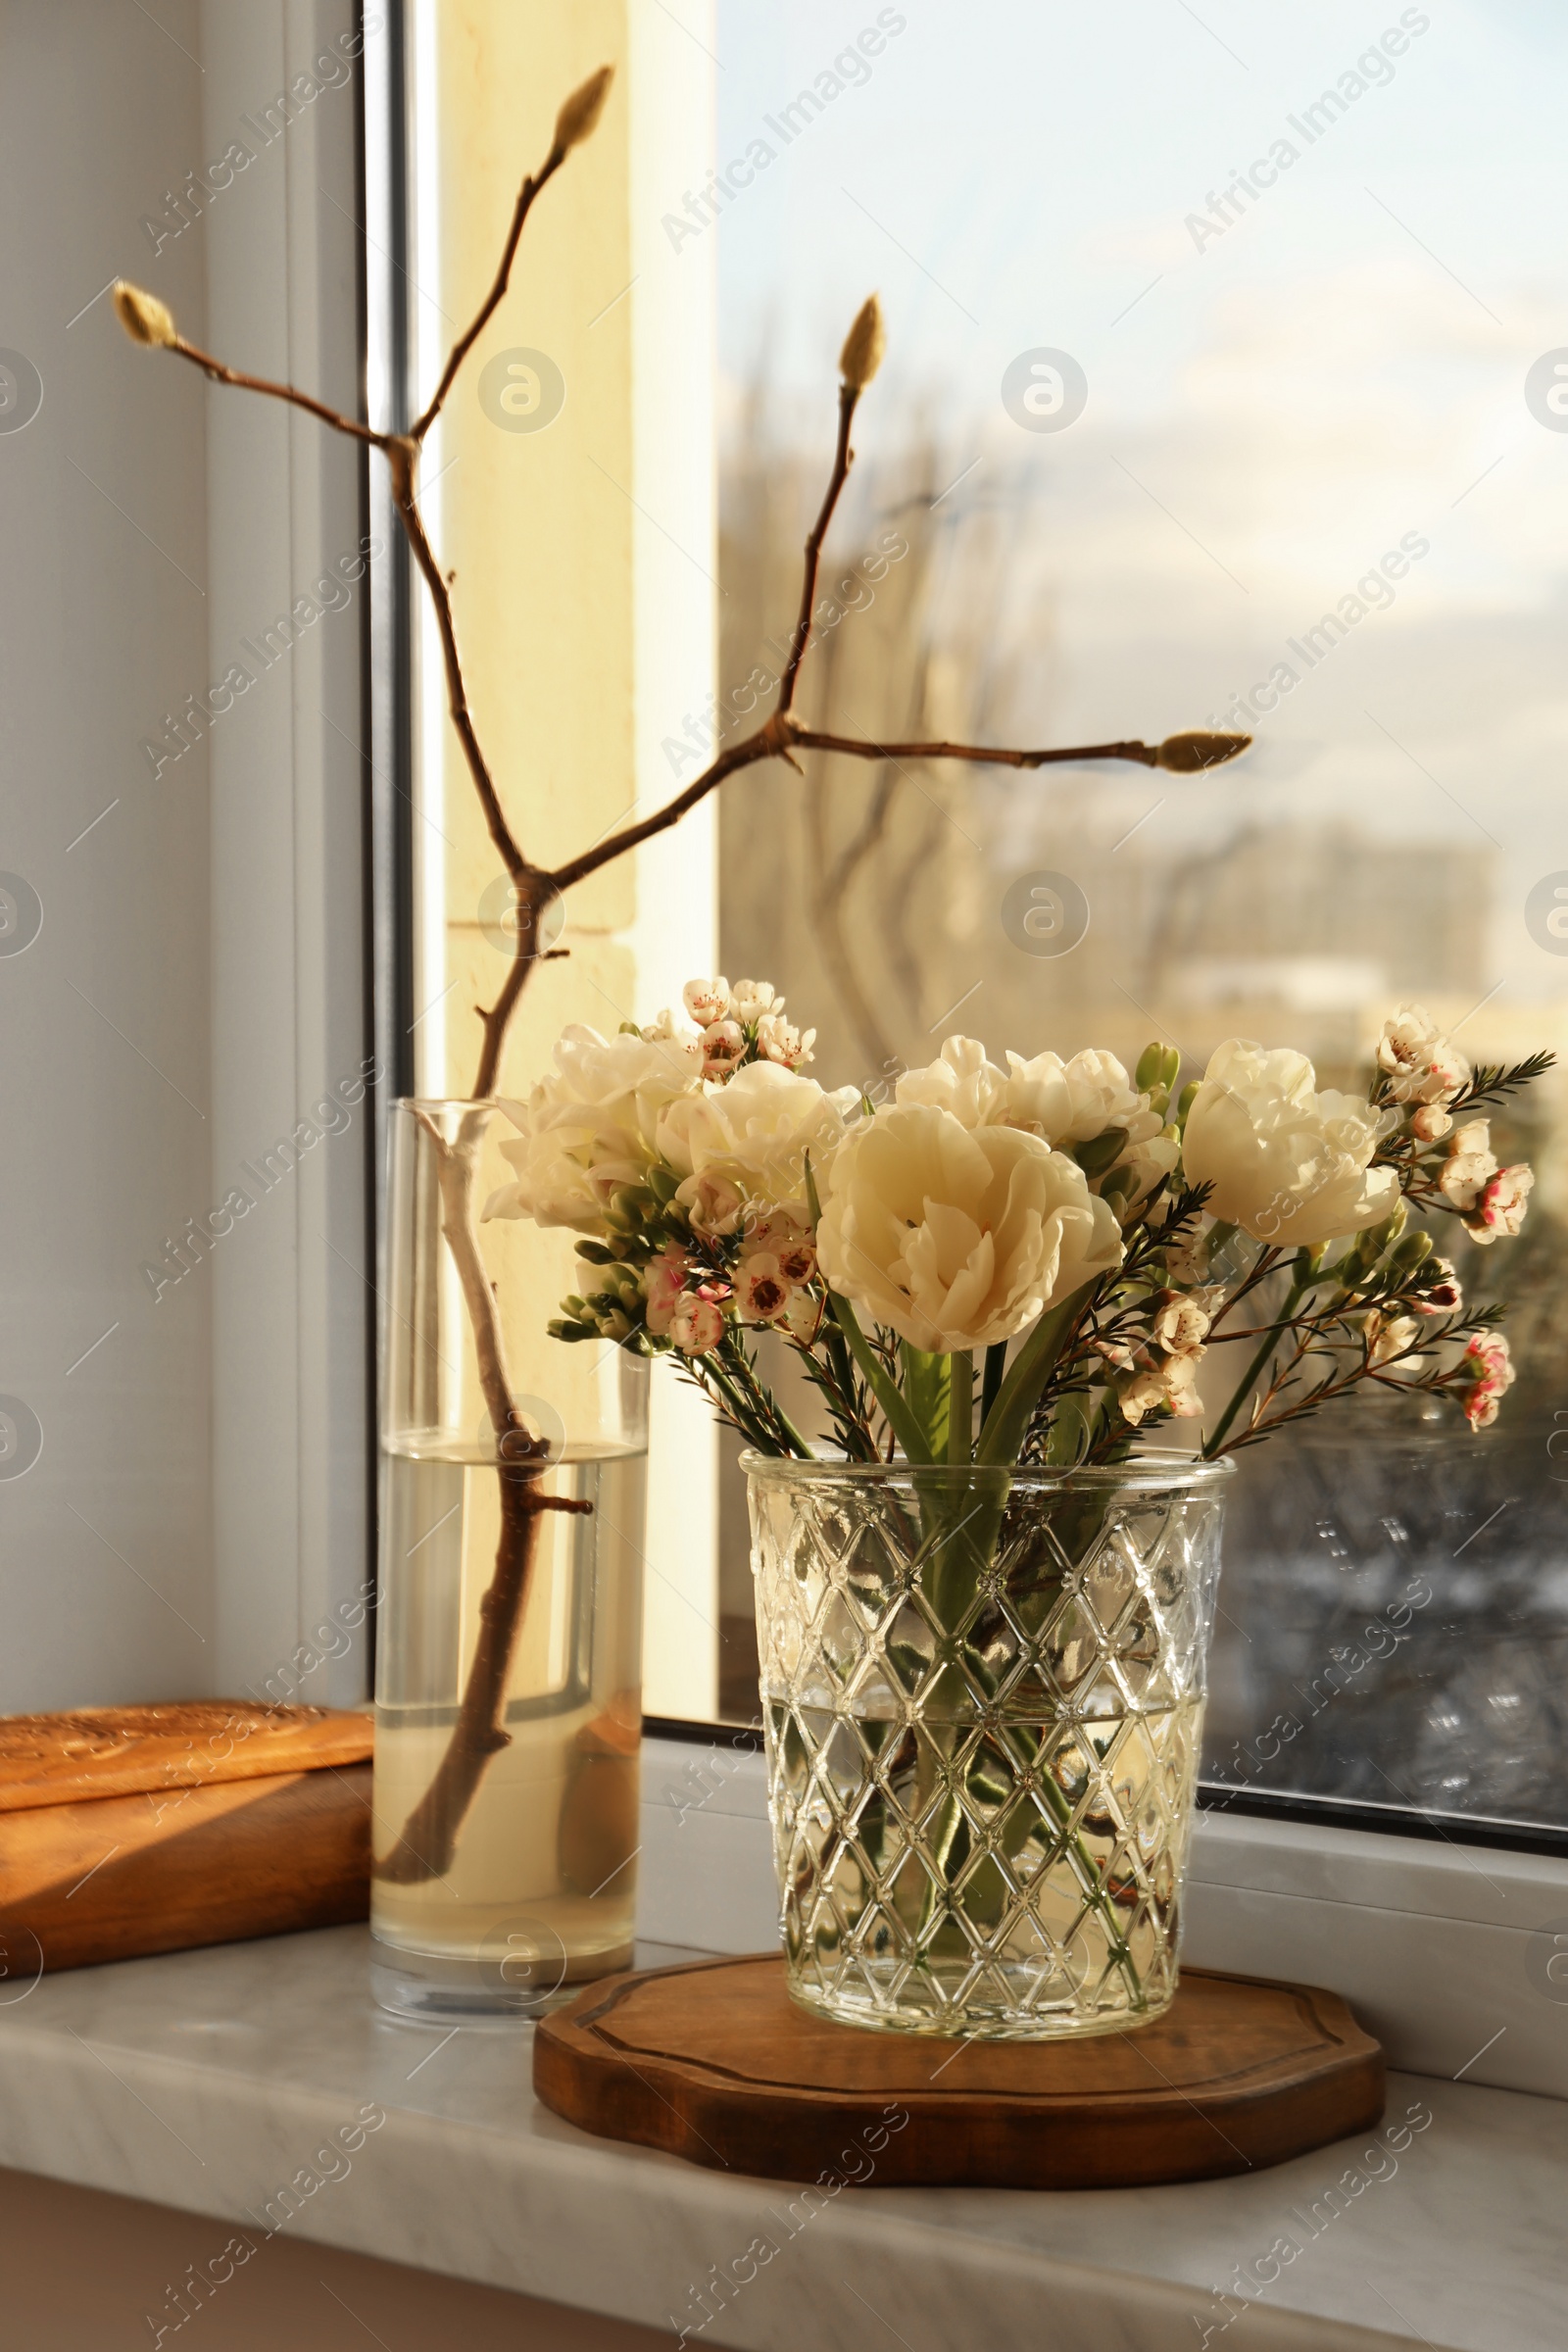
1182 1039 1398 1249
815 1102 1124 1353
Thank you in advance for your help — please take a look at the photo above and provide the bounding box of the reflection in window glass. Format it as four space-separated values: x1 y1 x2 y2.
709 1 1568 1837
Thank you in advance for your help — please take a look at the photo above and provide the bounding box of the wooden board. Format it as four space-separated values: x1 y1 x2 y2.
534 1954 1386 2189
0 1700 372 1810
0 1702 373 1975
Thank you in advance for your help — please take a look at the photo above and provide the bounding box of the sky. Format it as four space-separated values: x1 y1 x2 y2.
709 0 1568 1006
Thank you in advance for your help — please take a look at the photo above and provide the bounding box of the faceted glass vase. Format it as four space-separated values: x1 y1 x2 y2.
747 1451 1232 2040
370 1101 649 2020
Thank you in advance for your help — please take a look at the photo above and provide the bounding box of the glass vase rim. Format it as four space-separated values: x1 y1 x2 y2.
739 1446 1234 1492
392 1094 508 1112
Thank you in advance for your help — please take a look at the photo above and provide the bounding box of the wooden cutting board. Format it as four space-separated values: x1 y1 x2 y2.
534 1953 1386 2188
0 1701 373 1977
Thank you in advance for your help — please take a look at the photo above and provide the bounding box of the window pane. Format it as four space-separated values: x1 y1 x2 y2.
710 1 1568 1839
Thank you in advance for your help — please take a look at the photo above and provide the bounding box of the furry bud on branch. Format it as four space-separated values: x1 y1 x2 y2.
1154 729 1251 773
554 64 614 152
112 281 177 349
839 294 886 392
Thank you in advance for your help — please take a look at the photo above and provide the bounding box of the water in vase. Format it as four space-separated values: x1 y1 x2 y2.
370 1439 645 2015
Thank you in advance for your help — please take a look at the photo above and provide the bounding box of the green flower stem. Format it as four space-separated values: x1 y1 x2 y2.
975 1286 1092 1466
1202 1280 1304 1457
827 1291 934 1463
901 1344 952 1458
947 1351 973 1465
1001 1718 1144 2006
980 1341 1007 1427
706 1343 810 1457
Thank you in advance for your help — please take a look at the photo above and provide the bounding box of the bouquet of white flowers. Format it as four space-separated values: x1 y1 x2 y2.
487 981 1549 1465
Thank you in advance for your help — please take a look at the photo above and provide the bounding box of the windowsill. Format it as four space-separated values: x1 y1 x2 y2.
0 1910 1563 2352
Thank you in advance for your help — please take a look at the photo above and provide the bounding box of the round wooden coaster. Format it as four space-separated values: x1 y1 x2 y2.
533 1955 1385 2189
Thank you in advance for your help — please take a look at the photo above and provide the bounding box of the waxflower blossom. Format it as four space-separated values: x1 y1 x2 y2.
1461 1332 1515 1430
683 977 731 1027
728 979 778 1025
783 1286 823 1344
1153 1297 1210 1354
1439 1120 1495 1211
642 1246 692 1337
735 1255 792 1324
670 1294 724 1355
1121 1350 1202 1426
1468 1162 1534 1246
755 1010 815 1070
701 1020 746 1079
1415 1256 1463 1314
1365 1310 1420 1368
1378 1004 1469 1105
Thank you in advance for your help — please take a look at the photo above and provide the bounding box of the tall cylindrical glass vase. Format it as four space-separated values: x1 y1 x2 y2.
370 1101 648 2019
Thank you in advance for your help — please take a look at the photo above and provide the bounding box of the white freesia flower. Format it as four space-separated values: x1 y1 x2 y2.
815 1102 1124 1352
896 1037 1157 1150
657 1059 858 1224
1002 1047 1155 1146
1182 1039 1398 1248
484 1026 699 1230
895 1036 1009 1128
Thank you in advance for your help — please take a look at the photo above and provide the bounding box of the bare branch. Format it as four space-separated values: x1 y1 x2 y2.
778 383 859 713
790 726 1166 771
547 730 780 893
410 148 568 441
387 439 531 898
170 335 388 450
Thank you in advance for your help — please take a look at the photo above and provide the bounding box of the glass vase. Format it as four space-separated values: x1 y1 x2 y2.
747 1450 1232 2040
370 1101 648 2019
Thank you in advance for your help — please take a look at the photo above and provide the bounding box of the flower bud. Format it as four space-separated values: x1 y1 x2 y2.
1155 729 1251 773
839 294 885 392
1073 1128 1126 1180
1391 1227 1434 1271
1134 1042 1165 1093
1175 1080 1200 1130
554 64 613 153
1160 1046 1181 1092
113 281 177 349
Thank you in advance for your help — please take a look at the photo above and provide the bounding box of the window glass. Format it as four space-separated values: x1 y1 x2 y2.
709 0 1568 1839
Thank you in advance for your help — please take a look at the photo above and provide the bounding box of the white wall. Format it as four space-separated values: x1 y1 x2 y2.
0 0 371 1710
0 0 214 1707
